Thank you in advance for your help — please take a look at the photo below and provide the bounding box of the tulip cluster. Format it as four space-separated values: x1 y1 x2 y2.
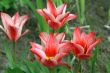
30 0 101 68
0 0 102 72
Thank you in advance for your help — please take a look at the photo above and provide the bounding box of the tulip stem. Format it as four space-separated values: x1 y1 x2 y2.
48 67 52 73
71 56 76 64
48 67 56 73
49 67 53 73
52 29 55 33
75 59 82 73
13 41 16 63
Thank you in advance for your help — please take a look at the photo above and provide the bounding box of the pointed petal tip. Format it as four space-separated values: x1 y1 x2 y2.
29 42 34 46
73 14 77 19
22 15 29 20
62 32 65 35
0 12 4 14
36 9 42 12
75 27 80 30
1 12 5 17
91 32 96 35
64 3 67 5
96 37 102 43
25 15 29 20
0 25 4 31
30 47 36 54
20 29 30 37
15 12 19 15
69 14 77 19
39 32 46 38
36 9 43 14
74 27 80 33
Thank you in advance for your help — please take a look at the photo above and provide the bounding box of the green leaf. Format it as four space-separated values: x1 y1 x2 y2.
89 46 99 73
76 0 85 24
5 67 25 73
23 60 49 73
106 61 110 73
53 0 63 6
25 0 49 32
0 0 10 9
108 6 110 21
4 41 15 69
20 47 29 62
56 66 72 73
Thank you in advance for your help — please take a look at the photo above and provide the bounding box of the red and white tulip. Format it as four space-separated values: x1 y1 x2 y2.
30 32 71 67
0 12 29 42
71 27 102 59
37 0 77 30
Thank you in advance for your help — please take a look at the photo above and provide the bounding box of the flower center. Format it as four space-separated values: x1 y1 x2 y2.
76 40 88 53
45 47 57 60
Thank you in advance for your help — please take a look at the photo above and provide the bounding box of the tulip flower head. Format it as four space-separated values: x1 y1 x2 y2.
30 32 71 67
71 27 101 59
37 0 77 30
0 12 29 42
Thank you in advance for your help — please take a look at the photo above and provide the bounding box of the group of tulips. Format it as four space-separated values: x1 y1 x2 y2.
0 0 102 72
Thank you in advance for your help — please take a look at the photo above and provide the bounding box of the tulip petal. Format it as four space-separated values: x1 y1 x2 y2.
66 14 77 21
55 53 67 62
39 32 49 45
56 14 65 21
73 27 81 41
8 25 17 41
12 12 20 24
57 3 67 15
47 0 57 16
16 29 30 41
59 12 70 22
78 54 92 59
39 9 50 21
1 12 13 29
30 47 46 59
37 9 49 21
30 42 43 50
0 25 4 31
86 37 102 54
18 15 29 27
86 32 96 46
47 33 55 48
37 9 45 16
43 9 56 22
56 32 65 43
48 20 61 30
81 32 87 44
81 32 86 39
72 43 84 55
42 59 57 67
58 42 72 54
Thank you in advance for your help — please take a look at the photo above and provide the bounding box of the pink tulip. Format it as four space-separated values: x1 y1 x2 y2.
0 12 29 42
71 27 102 59
30 32 71 67
37 0 77 30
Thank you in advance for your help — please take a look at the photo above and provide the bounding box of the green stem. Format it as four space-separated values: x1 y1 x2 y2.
108 7 110 21
49 67 52 73
76 0 81 22
48 67 56 73
13 41 16 63
52 29 55 33
75 59 82 73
